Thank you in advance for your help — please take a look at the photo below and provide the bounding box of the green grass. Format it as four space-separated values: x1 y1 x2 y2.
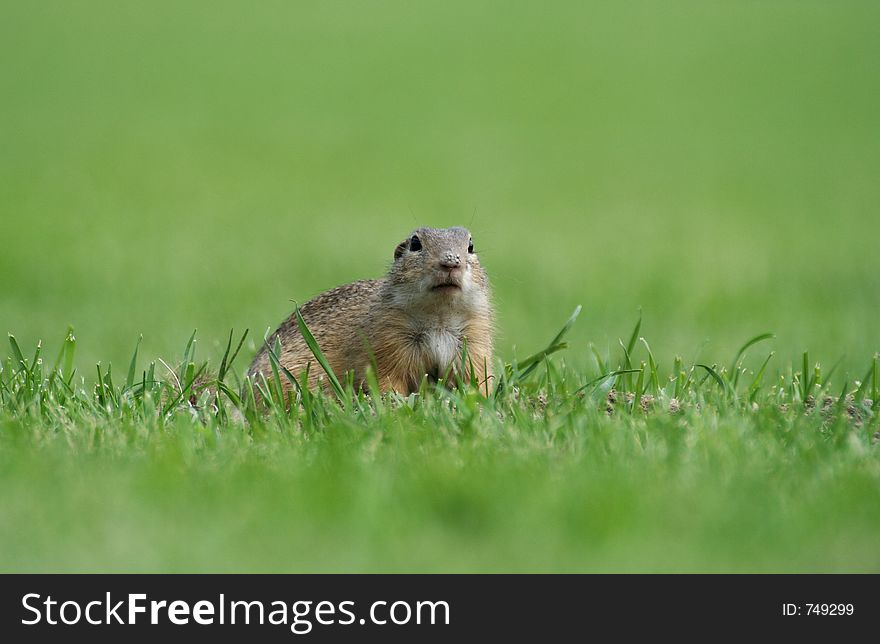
1 1 879 571
1 315 878 572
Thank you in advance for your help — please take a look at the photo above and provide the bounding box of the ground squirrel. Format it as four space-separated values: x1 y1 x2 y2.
248 226 494 396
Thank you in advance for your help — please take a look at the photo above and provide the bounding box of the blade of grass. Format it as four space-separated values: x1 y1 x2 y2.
543 305 582 354
633 363 645 408
295 305 345 401
747 352 775 403
512 306 581 383
575 369 641 395
696 364 729 396
873 354 878 410
801 351 809 401
218 329 249 383
8 334 26 372
60 328 76 381
126 335 142 389
181 330 197 368
95 363 106 407
639 337 660 394
853 361 874 403
29 340 42 375
626 308 642 358
727 332 775 379
673 356 684 399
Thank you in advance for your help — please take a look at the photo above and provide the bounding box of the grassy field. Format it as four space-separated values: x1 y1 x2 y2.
1 2 879 572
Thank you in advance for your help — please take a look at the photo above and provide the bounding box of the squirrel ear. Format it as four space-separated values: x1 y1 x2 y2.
393 239 407 260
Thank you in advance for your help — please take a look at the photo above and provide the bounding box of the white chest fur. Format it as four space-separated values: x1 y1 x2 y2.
422 326 461 376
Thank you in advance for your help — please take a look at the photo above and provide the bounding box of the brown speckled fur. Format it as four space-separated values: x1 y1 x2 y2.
249 227 494 396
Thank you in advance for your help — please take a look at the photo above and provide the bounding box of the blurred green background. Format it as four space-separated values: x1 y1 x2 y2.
2 1 878 373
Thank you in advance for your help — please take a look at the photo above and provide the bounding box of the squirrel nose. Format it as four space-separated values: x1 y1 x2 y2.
439 251 461 269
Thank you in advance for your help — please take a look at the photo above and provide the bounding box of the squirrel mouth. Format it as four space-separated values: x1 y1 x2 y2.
431 283 461 292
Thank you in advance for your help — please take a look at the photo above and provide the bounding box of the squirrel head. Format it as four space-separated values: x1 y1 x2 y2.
387 226 490 313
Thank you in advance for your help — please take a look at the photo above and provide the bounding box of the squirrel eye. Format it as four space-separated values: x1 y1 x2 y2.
467 238 474 253
409 235 422 251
